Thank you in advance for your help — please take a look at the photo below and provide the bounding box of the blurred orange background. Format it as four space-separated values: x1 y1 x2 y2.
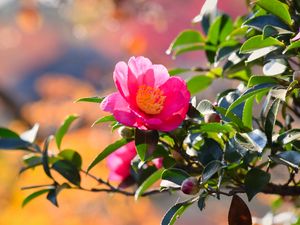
0 1 276 225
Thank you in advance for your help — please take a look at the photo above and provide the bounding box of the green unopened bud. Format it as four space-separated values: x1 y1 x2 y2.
118 127 134 139
181 177 200 195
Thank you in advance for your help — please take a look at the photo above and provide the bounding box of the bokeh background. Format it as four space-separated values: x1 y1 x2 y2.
0 0 284 224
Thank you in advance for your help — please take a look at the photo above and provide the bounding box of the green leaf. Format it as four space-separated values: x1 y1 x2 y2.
201 160 223 183
22 189 51 207
0 138 35 152
284 40 300 53
166 29 206 57
270 151 300 169
0 128 19 138
58 149 82 169
168 68 190 76
75 96 104 103
242 96 254 130
199 123 234 133
277 129 300 145
245 168 270 201
135 129 159 161
265 98 281 145
243 15 290 31
256 0 293 26
42 136 53 179
161 199 196 225
247 76 278 88
135 168 163 200
228 195 252 225
47 188 58 207
52 160 81 186
207 15 233 45
91 115 116 127
20 154 43 174
87 138 128 172
186 75 213 95
196 100 215 115
55 115 79 150
226 83 275 114
240 35 284 54
161 168 190 186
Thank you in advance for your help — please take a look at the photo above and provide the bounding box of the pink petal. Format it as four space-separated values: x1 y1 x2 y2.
128 56 152 77
291 30 300 42
152 64 170 86
158 76 190 118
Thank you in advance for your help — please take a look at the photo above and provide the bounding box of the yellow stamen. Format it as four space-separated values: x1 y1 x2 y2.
136 85 166 115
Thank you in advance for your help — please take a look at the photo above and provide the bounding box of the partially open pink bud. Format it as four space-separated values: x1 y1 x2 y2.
204 112 221 123
181 177 200 195
293 71 300 82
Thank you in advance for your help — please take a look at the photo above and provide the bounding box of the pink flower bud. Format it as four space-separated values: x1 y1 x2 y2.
204 112 221 123
181 177 200 195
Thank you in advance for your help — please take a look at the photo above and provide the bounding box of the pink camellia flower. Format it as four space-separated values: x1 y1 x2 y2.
101 56 190 131
107 141 137 182
107 141 163 182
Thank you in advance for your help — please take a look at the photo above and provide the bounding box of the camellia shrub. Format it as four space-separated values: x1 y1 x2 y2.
2 0 300 224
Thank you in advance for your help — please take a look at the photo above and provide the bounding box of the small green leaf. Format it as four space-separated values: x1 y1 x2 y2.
0 138 35 152
186 75 213 95
168 68 190 76
20 154 43 174
52 160 81 186
22 189 51 207
270 151 300 169
284 40 300 53
91 115 116 127
75 96 104 103
228 195 252 225
58 149 82 169
240 35 284 54
135 168 163 200
166 29 206 57
243 15 290 31
199 123 234 133
244 168 270 201
161 168 190 186
55 115 79 150
265 98 281 145
0 128 19 138
161 199 196 225
256 0 293 26
277 129 300 145
242 96 254 130
87 139 128 172
247 76 278 88
135 129 159 161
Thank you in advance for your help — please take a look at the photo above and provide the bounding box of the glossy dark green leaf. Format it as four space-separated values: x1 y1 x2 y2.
161 199 196 225
135 168 163 200
277 129 300 145
75 96 104 103
58 149 82 169
55 115 79 150
207 15 233 45
0 138 35 152
256 0 293 26
228 195 252 225
242 96 254 130
198 138 223 166
197 192 208 211
91 115 116 127
199 123 234 133
20 124 39 143
47 188 58 207
135 129 159 161
244 168 270 200
161 168 190 186
265 98 281 145
52 160 81 185
20 154 43 174
226 83 275 114
270 151 300 169
196 99 215 115
22 189 51 207
186 75 213 95
0 128 19 138
243 15 290 31
240 35 284 54
87 138 128 172
42 136 53 179
201 160 223 183
247 76 278 88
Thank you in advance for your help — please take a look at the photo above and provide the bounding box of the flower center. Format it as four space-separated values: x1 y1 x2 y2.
136 85 166 115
